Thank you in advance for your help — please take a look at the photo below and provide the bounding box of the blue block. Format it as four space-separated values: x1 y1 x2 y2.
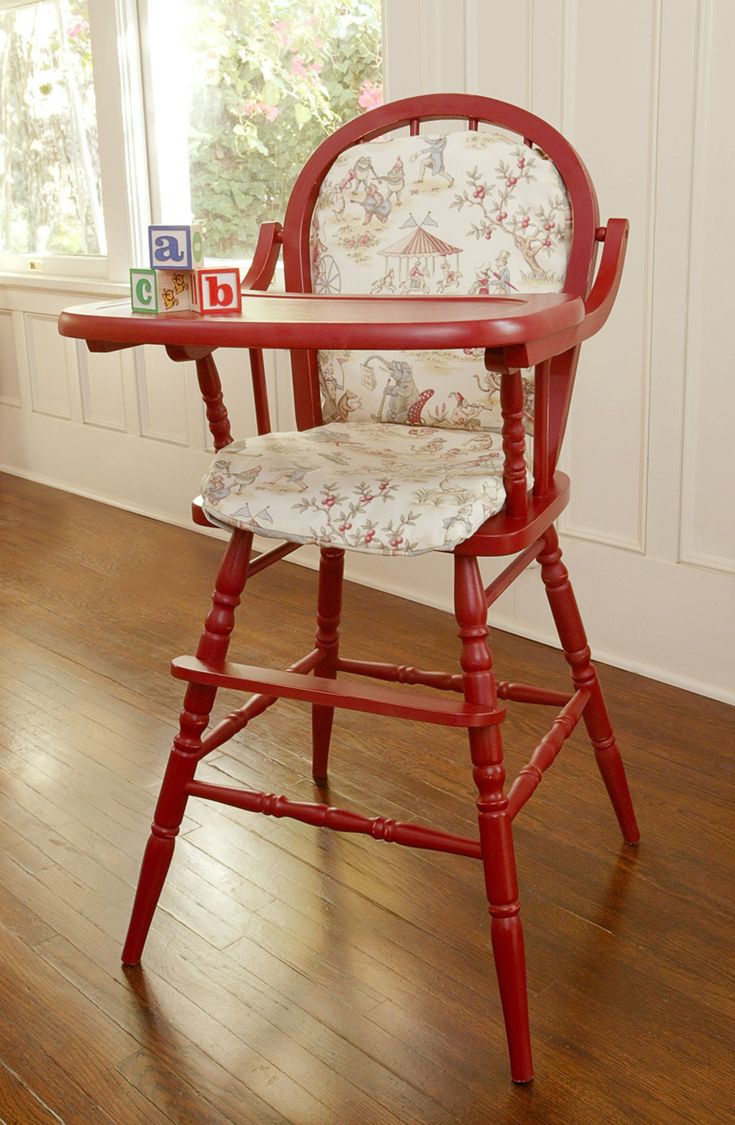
148 224 204 271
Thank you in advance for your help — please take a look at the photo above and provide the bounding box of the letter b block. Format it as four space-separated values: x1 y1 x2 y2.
191 268 242 314
148 225 204 270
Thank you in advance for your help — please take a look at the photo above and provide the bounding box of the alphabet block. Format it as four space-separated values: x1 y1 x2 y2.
148 225 204 271
130 268 193 314
191 268 243 314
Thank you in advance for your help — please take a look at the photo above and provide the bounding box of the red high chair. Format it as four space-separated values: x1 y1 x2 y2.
121 94 639 1083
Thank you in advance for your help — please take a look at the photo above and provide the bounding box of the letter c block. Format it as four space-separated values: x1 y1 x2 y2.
130 268 159 314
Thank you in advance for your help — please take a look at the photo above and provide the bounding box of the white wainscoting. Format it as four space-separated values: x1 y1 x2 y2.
1 0 733 703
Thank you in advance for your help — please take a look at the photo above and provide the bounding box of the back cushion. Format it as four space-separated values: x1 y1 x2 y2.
310 129 571 432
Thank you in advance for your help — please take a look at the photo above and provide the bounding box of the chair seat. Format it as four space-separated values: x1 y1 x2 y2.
201 421 512 555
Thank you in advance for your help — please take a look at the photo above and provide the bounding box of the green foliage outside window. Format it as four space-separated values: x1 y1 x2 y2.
0 0 104 257
184 0 382 258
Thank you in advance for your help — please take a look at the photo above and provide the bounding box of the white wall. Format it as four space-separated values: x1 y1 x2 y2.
1 0 734 703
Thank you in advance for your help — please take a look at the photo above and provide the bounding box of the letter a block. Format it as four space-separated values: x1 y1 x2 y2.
148 225 204 270
191 268 242 314
130 268 193 314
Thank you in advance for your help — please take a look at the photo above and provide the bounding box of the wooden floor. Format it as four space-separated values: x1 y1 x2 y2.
0 472 733 1125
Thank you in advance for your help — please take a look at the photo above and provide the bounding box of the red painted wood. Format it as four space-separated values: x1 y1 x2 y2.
185 781 483 859
311 547 345 783
190 497 215 527
500 370 529 518
581 219 629 340
58 291 583 352
506 688 591 819
455 473 570 556
198 648 322 757
532 360 551 496
497 681 572 708
484 540 544 606
337 657 463 693
240 220 282 292
248 348 272 435
122 530 253 965
454 554 533 1083
538 527 640 844
194 353 233 450
246 541 302 577
171 655 505 728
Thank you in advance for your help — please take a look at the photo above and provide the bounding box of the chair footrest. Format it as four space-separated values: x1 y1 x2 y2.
172 656 504 728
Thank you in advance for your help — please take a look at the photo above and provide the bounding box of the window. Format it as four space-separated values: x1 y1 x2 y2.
0 0 383 280
143 0 383 258
0 0 106 270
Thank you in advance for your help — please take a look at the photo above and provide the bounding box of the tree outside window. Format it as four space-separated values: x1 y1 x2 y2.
0 0 105 258
148 0 382 259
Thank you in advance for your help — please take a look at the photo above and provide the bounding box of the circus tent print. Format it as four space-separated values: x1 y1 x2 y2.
381 212 462 292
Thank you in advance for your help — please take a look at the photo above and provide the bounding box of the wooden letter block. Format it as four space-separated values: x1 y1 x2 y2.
130 268 193 314
148 225 204 270
191 268 243 314
130 268 158 313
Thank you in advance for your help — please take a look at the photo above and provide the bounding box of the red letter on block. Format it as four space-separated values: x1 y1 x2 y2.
206 276 233 306
195 269 242 314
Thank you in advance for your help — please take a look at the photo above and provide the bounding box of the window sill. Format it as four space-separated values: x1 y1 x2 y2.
0 255 285 297
0 272 128 297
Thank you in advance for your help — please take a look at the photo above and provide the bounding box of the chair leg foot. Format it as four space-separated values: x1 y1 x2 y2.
491 912 534 1082
121 686 212 964
539 528 640 844
123 530 253 963
590 728 640 845
122 828 177 965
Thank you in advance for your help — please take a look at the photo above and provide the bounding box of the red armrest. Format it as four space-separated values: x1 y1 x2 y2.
241 222 283 292
581 218 629 339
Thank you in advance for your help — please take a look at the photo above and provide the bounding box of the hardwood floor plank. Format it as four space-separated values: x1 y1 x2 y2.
0 1058 67 1125
0 922 170 1125
36 936 291 1125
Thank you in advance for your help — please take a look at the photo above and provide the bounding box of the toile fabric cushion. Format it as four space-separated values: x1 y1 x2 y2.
200 421 516 556
310 129 572 433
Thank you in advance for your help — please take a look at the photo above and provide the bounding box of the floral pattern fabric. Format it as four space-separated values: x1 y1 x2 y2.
311 129 572 434
201 421 520 556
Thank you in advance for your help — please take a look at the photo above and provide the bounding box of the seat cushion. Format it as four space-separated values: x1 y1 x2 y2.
200 421 512 556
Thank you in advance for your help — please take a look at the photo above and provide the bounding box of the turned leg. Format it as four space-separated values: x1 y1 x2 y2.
311 547 345 784
538 527 640 844
455 555 533 1083
122 530 253 965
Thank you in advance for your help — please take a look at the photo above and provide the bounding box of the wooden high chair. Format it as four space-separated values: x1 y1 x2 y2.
121 94 639 1083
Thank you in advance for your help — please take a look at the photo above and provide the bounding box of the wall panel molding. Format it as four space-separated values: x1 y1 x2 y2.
24 313 73 420
134 347 189 446
677 0 735 574
558 0 659 554
0 310 22 407
76 341 127 431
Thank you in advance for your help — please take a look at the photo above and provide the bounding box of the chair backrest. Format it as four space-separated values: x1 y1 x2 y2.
282 94 599 458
